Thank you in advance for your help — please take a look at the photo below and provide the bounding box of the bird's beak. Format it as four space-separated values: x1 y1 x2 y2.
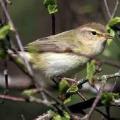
104 33 113 39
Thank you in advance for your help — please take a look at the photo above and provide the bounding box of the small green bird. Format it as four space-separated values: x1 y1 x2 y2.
19 23 111 86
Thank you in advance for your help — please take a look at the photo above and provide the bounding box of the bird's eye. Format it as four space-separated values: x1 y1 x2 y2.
91 31 97 35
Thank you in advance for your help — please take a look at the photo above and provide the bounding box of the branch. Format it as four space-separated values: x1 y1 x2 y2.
81 82 106 120
0 0 33 76
111 0 119 18
104 0 119 19
42 88 71 114
100 59 120 69
104 0 111 19
35 112 52 120
0 94 25 102
81 71 120 120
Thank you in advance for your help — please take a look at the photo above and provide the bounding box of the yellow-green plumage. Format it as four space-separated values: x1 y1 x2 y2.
22 23 111 86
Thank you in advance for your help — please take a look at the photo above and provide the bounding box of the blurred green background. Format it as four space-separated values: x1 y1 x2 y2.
0 0 120 120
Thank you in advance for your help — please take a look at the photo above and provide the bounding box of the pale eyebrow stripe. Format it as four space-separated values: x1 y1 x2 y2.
80 27 101 33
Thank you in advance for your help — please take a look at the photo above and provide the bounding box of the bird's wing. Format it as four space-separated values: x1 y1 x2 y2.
25 30 79 53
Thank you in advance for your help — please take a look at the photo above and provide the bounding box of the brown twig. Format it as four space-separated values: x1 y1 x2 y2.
28 96 54 106
35 112 52 120
3 60 9 91
82 82 105 120
104 0 111 19
104 0 119 19
100 59 120 68
111 0 119 18
7 49 33 79
42 88 71 114
81 71 120 120
0 92 56 110
0 94 26 102
0 0 33 76
6 0 12 5
63 77 77 84
77 91 87 101
1 0 10 99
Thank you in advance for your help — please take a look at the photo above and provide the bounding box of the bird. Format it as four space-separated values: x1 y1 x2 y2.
18 23 112 86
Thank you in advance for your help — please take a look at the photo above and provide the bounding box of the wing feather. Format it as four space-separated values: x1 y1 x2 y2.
25 30 79 53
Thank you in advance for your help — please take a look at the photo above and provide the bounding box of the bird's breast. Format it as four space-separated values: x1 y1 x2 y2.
30 52 89 77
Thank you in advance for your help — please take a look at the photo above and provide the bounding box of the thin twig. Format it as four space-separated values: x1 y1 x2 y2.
7 49 33 79
97 71 120 81
3 60 9 91
101 59 120 68
1 0 10 100
104 0 111 19
6 0 12 5
81 71 120 120
104 0 119 19
3 0 9 90
20 114 26 120
63 77 77 83
0 93 57 112
95 108 110 119
0 94 26 102
111 0 119 18
77 91 87 101
41 91 50 105
84 83 104 120
42 88 71 114
0 0 33 76
35 112 52 120
28 96 54 106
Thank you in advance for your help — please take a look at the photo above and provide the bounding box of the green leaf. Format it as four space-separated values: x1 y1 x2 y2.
63 112 70 120
106 17 120 38
108 17 120 27
113 93 120 99
106 28 115 45
67 84 78 94
22 89 37 96
43 0 58 14
48 4 58 14
63 97 71 104
106 17 120 45
52 114 62 120
101 92 119 105
101 92 113 105
52 111 70 120
59 79 70 93
86 60 96 82
0 24 10 40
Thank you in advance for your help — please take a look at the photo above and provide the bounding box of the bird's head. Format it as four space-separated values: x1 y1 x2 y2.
75 23 112 56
